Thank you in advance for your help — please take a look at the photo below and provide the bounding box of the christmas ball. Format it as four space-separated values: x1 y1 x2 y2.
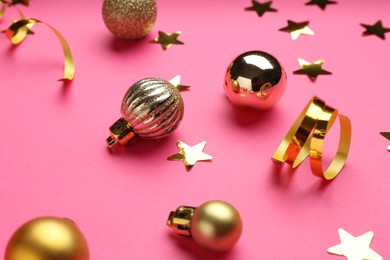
224 50 287 110
191 201 243 252
107 78 184 147
102 0 157 40
4 217 89 260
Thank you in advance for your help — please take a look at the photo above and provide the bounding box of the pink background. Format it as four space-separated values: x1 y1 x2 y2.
1 0 390 259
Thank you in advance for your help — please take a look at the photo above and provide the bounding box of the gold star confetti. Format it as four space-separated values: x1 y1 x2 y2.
169 75 190 91
279 20 314 40
168 141 213 170
361 20 390 40
380 132 390 151
293 58 332 81
245 0 277 17
328 228 383 260
150 31 184 51
305 0 336 10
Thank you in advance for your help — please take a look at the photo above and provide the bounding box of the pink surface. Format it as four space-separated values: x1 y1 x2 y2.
1 0 390 259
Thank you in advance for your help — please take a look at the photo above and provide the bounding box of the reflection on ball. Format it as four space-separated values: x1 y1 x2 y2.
102 0 157 40
224 50 287 110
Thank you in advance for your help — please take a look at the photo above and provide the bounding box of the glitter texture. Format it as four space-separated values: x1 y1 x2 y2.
121 78 184 139
102 0 157 40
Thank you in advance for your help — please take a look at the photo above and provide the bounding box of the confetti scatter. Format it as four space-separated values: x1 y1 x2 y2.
168 141 213 171
305 0 337 10
328 228 383 260
150 31 184 50
380 132 390 151
293 58 332 81
279 20 314 40
244 0 277 17
361 20 390 40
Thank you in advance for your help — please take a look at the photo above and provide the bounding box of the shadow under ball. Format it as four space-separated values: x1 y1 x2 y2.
102 0 157 40
224 50 287 110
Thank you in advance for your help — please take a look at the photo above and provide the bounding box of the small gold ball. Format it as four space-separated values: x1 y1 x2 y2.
5 217 89 260
102 0 157 40
190 200 243 252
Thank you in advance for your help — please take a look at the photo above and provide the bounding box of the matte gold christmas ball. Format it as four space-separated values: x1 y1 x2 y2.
102 0 157 40
191 201 243 252
4 217 89 260
224 50 287 110
167 200 242 252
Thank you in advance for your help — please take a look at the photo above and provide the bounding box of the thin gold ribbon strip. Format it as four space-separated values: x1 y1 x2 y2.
272 96 351 180
5 18 75 81
0 3 6 18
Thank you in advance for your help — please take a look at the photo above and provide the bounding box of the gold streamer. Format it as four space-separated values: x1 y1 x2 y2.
272 96 351 180
0 1 6 18
4 18 75 81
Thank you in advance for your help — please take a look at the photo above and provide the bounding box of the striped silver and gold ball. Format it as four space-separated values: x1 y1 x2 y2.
121 78 184 139
107 78 184 147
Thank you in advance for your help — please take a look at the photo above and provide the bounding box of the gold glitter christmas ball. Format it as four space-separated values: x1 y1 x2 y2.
4 217 89 260
102 0 157 40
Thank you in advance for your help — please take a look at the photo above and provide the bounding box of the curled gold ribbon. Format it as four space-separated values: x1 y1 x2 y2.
4 18 75 81
272 96 351 180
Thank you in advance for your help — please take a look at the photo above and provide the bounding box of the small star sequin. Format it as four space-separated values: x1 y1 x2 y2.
168 141 213 171
305 0 336 10
150 31 184 50
245 0 277 17
380 132 390 151
328 228 383 260
169 75 190 91
293 58 332 81
279 20 315 40
361 20 390 40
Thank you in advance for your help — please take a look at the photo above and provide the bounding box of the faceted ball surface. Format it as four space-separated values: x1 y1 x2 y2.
224 50 287 110
121 78 184 139
190 200 242 252
102 0 157 40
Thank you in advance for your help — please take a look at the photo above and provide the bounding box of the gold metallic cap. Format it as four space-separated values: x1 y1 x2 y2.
167 206 197 237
